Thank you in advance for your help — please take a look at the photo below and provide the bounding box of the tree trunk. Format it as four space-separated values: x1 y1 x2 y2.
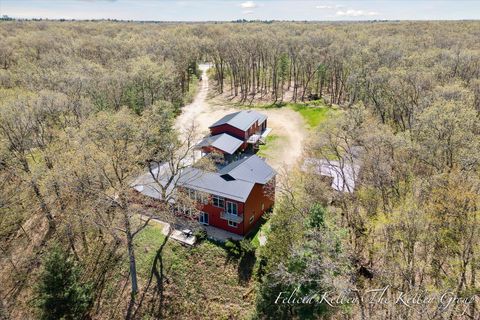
124 207 138 320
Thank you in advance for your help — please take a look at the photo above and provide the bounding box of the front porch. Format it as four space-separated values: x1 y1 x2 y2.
247 127 272 145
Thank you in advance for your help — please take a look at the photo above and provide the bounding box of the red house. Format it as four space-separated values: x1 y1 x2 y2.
196 110 271 162
176 155 276 235
134 111 276 237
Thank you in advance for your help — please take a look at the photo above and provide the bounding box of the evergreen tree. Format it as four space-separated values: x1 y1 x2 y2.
36 245 92 320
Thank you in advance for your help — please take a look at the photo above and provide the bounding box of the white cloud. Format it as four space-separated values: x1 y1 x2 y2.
336 9 379 17
240 1 257 9
316 4 345 10
243 10 254 15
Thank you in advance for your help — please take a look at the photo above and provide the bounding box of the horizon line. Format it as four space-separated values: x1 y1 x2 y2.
2 16 479 23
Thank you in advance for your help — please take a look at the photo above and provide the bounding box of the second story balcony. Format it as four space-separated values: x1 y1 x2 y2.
220 211 244 223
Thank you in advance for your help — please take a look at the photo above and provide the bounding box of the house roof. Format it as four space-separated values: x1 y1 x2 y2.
219 155 276 184
134 155 276 203
178 167 255 202
209 110 267 131
303 158 360 193
196 133 243 155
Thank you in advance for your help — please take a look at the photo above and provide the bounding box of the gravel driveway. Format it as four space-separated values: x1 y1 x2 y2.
175 64 308 170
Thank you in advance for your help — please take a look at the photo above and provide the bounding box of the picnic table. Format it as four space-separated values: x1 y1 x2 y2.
182 229 193 238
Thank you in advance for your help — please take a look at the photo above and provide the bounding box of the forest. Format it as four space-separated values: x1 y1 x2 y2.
0 20 479 319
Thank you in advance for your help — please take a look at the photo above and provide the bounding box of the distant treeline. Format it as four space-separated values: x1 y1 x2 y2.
1 21 479 128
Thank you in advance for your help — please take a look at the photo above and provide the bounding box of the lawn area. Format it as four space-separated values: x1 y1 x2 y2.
134 224 256 319
243 214 270 249
288 103 332 128
184 76 199 105
257 134 279 158
245 99 339 129
134 223 166 277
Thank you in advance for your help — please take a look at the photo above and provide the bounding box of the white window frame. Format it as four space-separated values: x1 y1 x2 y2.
226 201 238 215
228 220 237 228
249 215 254 224
212 195 225 208
199 212 209 225
187 188 196 200
196 191 207 204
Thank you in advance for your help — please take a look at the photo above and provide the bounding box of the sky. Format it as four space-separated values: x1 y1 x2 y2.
1 0 480 21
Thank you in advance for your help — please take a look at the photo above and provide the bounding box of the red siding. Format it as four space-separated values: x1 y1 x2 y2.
196 177 275 236
199 197 246 235
210 124 248 141
243 179 275 235
200 145 226 155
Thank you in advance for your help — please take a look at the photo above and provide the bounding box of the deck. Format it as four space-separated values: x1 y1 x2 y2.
142 215 243 245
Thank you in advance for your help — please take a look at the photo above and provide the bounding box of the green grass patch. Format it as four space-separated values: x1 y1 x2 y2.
288 103 332 128
257 134 279 158
245 216 270 249
251 234 260 248
184 76 200 105
252 219 271 248
238 99 338 129
134 223 166 277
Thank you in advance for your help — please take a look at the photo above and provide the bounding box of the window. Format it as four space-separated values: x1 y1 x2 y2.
228 220 237 228
197 191 208 204
199 212 209 225
182 205 192 216
212 195 225 208
249 215 254 224
261 203 265 211
226 201 238 215
186 189 208 205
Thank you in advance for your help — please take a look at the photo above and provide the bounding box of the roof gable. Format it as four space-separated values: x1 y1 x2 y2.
196 133 243 154
209 110 267 132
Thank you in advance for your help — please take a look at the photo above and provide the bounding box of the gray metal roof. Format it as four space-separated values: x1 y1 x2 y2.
255 112 268 125
209 110 267 131
133 155 276 203
219 155 276 184
303 158 360 193
196 133 243 154
134 166 255 202
178 167 255 202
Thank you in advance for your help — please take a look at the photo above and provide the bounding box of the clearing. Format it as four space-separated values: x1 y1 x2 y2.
175 64 309 170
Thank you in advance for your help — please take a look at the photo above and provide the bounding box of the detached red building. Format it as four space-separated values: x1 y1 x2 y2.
196 110 272 163
135 110 275 236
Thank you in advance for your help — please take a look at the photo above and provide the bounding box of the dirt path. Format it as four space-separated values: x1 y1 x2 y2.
175 64 308 170
175 64 214 133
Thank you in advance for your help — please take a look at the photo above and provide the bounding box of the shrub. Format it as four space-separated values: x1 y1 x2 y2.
225 239 255 259
35 245 92 320
225 239 242 258
194 229 208 242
